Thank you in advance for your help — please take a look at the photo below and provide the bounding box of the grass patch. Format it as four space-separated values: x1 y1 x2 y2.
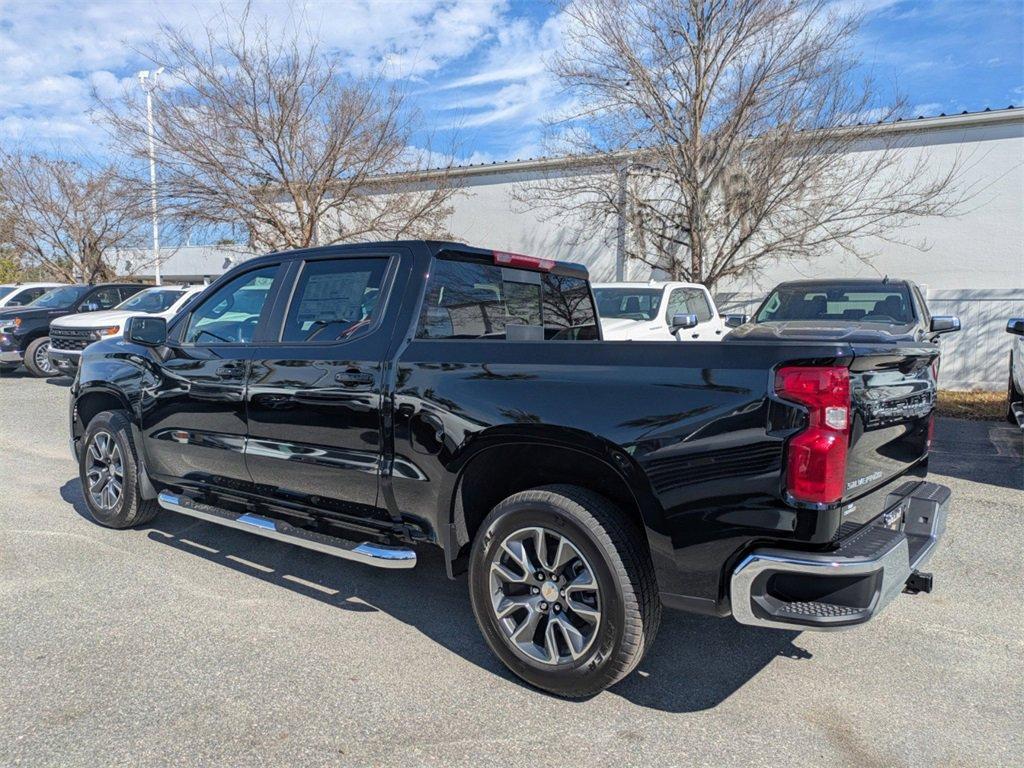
936 390 1006 421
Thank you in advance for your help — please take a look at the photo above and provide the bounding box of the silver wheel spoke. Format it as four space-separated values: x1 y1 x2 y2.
495 594 536 619
548 616 587 660
491 560 527 585
567 599 600 624
511 605 543 646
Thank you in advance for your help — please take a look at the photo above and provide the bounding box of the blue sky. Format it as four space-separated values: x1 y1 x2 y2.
0 0 1021 165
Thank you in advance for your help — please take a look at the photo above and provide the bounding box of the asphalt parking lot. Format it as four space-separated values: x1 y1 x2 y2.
1 372 1022 767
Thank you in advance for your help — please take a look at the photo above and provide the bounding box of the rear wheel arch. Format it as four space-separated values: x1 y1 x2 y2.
447 439 659 570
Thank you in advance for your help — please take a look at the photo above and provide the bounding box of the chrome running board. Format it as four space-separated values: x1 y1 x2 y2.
157 491 416 569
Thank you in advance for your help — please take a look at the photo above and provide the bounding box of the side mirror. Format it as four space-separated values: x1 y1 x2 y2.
126 316 167 347
930 315 961 335
724 314 748 328
670 313 699 333
7 299 24 307
1007 318 1024 336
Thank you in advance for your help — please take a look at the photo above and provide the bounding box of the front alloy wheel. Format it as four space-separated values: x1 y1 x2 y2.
85 431 124 511
78 410 159 529
489 526 601 665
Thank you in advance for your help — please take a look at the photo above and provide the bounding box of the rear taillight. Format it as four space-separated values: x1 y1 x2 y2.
775 365 851 505
493 250 555 272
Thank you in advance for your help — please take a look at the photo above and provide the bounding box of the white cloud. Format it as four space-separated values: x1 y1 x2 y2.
0 0 510 146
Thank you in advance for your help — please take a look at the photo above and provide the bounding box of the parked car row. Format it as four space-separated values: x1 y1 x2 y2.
0 283 205 377
65 241 952 698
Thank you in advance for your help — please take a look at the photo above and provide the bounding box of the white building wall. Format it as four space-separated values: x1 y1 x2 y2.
431 110 1023 389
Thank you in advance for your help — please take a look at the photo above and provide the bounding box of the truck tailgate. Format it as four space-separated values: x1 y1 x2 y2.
841 342 940 524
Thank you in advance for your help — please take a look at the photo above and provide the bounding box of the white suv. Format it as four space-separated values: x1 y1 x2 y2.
47 285 204 375
592 281 728 341
0 282 64 308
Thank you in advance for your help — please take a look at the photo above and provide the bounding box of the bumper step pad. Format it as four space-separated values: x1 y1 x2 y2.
730 481 949 631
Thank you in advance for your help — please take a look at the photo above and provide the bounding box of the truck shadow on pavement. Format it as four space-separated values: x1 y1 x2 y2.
60 479 811 713
929 418 1023 491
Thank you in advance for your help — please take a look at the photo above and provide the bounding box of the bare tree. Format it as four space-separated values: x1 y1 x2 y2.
519 0 965 287
0 149 147 283
98 4 459 253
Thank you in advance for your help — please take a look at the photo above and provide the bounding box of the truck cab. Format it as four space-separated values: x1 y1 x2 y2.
592 281 727 341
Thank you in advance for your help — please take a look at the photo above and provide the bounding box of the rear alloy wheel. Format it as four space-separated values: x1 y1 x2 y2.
488 526 602 665
24 336 56 378
469 484 660 698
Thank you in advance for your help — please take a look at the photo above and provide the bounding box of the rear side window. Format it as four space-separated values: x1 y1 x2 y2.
86 286 124 310
416 258 598 341
665 287 713 323
281 258 389 342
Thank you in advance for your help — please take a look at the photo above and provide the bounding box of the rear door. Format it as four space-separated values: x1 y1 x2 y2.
142 263 283 488
244 249 405 525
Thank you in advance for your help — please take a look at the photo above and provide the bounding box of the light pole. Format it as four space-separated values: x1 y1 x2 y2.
137 67 164 285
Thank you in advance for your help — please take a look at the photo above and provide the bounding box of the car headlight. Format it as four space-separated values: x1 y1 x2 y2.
12 317 21 329
89 326 120 341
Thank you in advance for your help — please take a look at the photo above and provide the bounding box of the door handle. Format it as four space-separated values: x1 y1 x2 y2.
334 370 374 387
216 363 245 378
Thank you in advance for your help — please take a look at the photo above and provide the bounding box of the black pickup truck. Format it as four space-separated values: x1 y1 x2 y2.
69 241 949 697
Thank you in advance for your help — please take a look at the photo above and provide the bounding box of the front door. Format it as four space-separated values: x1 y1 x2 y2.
245 252 400 524
142 263 283 490
666 286 726 341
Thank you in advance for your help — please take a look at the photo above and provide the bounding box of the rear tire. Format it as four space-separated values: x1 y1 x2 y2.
468 484 661 698
79 410 159 529
24 336 56 378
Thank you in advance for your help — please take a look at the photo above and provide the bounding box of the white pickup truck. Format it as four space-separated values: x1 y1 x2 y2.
593 281 737 341
47 284 204 375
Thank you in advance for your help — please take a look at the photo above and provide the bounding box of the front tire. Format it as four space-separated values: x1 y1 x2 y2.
79 410 159 529
24 336 56 378
468 484 661 698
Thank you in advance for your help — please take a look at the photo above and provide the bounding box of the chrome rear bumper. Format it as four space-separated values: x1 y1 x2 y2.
730 481 949 630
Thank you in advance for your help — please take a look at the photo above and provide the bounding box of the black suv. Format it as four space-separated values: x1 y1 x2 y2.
0 283 146 377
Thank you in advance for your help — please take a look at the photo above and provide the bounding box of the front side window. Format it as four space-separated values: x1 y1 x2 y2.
84 287 124 310
281 258 389 342
416 258 597 341
183 265 278 345
665 287 713 323
117 288 187 313
32 285 89 309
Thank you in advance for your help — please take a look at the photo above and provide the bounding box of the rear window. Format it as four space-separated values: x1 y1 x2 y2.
593 287 662 321
416 258 598 341
755 284 915 324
